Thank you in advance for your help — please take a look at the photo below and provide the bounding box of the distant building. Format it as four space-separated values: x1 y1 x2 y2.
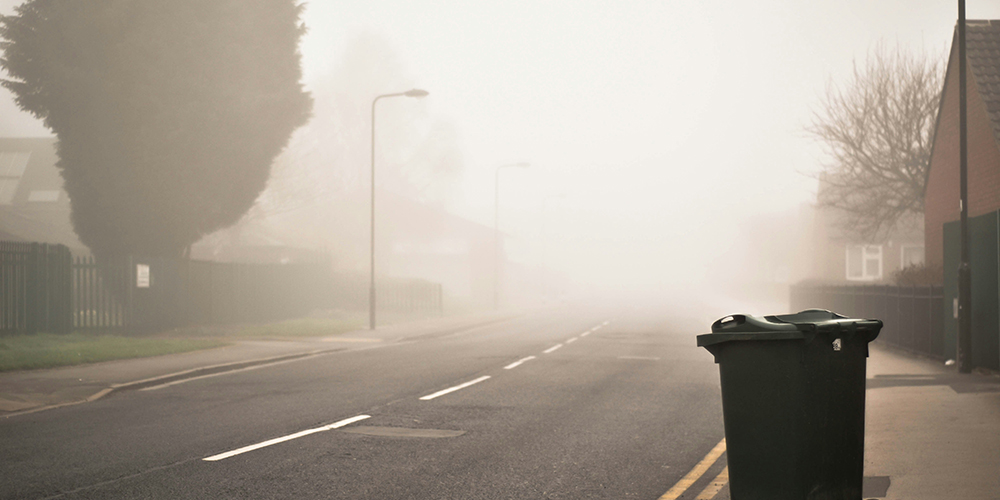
196 189 500 309
320 191 497 308
809 172 924 284
924 20 1000 268
0 137 86 252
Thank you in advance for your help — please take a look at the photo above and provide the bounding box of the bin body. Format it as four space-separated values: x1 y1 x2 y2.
697 310 881 500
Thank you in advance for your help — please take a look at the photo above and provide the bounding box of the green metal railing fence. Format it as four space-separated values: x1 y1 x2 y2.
790 283 945 360
73 256 130 328
2 241 445 334
0 242 72 334
328 272 443 316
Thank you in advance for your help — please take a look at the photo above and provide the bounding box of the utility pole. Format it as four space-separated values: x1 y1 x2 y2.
957 1 973 374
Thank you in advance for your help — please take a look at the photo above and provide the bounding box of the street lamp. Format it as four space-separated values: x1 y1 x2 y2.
540 194 566 302
494 161 530 310
370 88 428 330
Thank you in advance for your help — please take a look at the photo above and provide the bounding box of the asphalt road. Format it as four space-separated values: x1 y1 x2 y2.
0 307 730 499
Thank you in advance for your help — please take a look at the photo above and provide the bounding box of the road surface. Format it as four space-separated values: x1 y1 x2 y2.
0 308 730 499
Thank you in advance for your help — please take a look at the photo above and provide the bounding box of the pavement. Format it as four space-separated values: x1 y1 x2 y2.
1 313 998 499
863 343 1000 500
0 311 516 417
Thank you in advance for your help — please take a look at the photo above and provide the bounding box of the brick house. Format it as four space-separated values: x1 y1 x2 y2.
925 20 1000 268
923 21 1000 369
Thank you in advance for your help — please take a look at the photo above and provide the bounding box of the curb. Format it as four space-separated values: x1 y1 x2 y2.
109 348 348 392
2 348 346 419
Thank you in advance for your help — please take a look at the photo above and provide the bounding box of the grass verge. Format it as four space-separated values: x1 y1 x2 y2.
166 316 365 339
0 333 228 372
0 311 398 372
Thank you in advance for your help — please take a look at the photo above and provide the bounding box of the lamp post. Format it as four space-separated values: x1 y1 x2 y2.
540 194 565 302
371 89 428 330
494 162 530 310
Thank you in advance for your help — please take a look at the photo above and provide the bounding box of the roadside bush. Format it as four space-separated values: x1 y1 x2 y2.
891 263 942 286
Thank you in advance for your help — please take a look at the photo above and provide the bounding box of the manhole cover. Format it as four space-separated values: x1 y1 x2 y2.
340 426 465 438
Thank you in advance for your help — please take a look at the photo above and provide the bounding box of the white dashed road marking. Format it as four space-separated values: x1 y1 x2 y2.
419 376 492 401
504 356 536 370
203 415 370 462
543 344 563 354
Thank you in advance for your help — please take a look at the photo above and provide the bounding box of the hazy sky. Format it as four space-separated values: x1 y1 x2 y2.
4 1 1000 296
292 0 1000 291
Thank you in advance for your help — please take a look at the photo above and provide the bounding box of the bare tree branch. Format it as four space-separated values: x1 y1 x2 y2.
807 42 943 242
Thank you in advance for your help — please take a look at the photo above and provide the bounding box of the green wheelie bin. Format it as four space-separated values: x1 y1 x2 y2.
697 309 882 500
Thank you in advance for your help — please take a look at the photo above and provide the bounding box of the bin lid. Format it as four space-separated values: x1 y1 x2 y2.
696 309 882 348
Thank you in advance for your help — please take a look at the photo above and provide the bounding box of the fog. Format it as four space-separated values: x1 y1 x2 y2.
5 0 1000 318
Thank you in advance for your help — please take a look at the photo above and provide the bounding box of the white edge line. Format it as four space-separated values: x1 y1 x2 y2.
203 415 370 462
566 337 578 343
419 375 491 401
504 356 536 370
543 344 563 354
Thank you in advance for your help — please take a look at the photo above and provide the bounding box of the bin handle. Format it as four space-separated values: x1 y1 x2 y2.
712 315 746 331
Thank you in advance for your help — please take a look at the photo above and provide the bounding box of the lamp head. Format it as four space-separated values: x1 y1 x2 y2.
404 89 429 98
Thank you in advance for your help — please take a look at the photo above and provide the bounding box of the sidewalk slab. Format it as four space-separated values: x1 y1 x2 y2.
0 311 517 417
865 343 1000 500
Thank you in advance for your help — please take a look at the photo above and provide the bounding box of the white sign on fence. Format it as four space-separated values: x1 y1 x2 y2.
136 264 150 288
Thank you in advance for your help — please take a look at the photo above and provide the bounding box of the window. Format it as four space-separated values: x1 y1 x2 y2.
0 151 30 205
0 152 30 177
846 245 882 281
900 245 925 268
0 179 18 205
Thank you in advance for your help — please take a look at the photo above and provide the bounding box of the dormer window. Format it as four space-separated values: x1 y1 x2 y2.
0 151 31 205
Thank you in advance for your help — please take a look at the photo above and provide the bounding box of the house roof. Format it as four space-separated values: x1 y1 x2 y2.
0 137 86 251
966 20 1000 147
0 137 63 205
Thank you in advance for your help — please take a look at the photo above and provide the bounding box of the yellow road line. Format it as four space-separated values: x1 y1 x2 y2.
658 438 727 500
694 466 729 499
